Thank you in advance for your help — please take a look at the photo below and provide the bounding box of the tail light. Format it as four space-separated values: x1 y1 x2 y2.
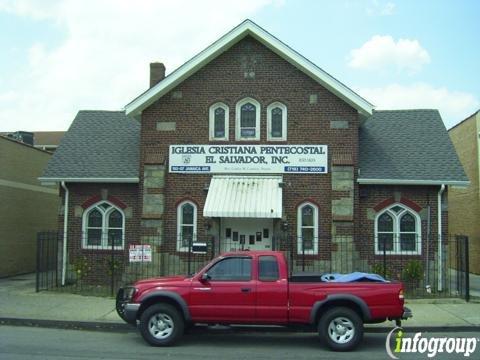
399 289 404 300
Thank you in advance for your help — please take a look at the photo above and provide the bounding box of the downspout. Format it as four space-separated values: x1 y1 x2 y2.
425 204 431 292
61 181 69 286
437 184 445 291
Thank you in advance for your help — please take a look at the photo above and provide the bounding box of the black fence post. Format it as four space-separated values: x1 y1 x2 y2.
111 233 115 297
55 231 59 288
187 236 192 276
289 235 294 277
36 233 41 292
302 237 305 272
465 236 470 302
382 237 387 279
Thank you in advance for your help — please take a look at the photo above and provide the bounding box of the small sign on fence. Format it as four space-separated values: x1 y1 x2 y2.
129 244 152 262
192 242 207 254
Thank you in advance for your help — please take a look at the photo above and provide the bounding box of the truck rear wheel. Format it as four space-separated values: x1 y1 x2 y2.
139 303 184 346
318 307 363 351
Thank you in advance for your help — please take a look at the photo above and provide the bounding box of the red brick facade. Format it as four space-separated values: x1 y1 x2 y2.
141 36 358 253
358 185 448 254
59 183 139 283
58 36 447 274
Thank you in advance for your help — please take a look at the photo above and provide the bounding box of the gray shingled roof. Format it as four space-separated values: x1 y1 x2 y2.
43 108 467 185
359 109 468 184
41 111 140 180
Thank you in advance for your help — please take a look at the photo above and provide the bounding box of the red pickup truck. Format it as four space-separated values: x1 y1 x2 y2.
116 251 411 351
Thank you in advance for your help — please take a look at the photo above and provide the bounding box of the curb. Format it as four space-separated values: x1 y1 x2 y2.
364 326 480 333
1 317 480 334
0 317 135 333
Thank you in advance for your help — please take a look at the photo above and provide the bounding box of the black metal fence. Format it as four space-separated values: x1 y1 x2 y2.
36 231 471 300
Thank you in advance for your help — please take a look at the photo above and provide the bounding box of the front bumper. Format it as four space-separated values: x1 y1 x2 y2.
123 303 140 324
116 288 139 325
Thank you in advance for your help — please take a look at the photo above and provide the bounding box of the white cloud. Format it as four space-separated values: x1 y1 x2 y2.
357 83 480 128
366 1 396 16
0 0 275 131
348 35 430 74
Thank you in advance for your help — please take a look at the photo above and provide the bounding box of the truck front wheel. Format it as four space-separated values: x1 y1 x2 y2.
318 307 363 351
139 303 184 346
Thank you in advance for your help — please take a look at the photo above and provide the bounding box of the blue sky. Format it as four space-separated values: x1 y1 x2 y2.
0 0 478 130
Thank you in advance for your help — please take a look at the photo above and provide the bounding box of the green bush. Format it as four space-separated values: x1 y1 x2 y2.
371 263 392 279
401 260 423 282
72 256 92 280
105 258 123 277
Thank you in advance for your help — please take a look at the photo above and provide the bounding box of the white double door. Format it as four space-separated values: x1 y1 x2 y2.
221 218 273 252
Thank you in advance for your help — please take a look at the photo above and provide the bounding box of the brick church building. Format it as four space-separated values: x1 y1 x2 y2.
40 20 467 289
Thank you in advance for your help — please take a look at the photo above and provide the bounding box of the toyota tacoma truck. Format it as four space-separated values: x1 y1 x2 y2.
116 251 411 351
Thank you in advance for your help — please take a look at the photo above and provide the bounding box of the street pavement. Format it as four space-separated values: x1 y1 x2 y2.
1 325 479 360
1 273 480 332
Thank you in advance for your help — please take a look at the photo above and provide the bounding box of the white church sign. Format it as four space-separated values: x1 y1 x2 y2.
169 145 328 174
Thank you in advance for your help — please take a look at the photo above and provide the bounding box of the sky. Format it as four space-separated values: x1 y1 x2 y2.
0 0 478 131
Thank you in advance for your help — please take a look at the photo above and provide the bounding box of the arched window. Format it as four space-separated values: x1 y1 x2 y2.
375 204 421 255
297 202 319 254
82 201 125 249
267 102 287 141
177 200 197 251
209 102 229 140
236 97 260 140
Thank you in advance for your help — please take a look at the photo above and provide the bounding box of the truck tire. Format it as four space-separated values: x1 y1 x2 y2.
139 303 184 346
318 307 363 351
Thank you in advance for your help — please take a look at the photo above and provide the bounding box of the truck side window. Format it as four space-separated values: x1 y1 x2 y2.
207 257 252 281
259 256 279 281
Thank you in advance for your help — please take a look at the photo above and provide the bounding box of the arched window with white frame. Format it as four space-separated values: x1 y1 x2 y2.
267 102 287 141
236 97 260 140
375 204 421 255
82 201 125 249
177 200 197 251
209 102 229 141
297 202 319 254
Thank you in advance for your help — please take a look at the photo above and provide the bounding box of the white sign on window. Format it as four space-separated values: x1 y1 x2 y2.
169 145 328 174
129 244 152 262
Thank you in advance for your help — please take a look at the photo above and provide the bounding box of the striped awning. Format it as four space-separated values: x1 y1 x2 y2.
203 176 283 218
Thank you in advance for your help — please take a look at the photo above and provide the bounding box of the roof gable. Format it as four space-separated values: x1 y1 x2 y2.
125 20 373 118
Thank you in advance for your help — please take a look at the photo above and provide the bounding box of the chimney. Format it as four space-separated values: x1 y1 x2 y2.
150 62 166 87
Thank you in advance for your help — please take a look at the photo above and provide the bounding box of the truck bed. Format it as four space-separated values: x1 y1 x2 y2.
289 272 389 283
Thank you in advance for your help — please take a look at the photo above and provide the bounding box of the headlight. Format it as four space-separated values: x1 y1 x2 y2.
123 286 137 301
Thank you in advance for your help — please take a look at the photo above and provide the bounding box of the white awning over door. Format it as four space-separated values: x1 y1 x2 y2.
203 176 283 218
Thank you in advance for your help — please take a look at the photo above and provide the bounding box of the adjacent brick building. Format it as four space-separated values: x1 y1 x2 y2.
448 110 480 274
40 20 467 289
0 136 59 277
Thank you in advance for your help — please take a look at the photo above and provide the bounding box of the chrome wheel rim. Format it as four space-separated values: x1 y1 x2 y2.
148 313 174 339
327 317 355 344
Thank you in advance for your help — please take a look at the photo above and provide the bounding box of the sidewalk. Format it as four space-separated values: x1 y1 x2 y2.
1 273 479 332
0 274 121 325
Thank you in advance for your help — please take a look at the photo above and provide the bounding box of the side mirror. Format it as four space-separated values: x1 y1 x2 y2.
201 273 211 282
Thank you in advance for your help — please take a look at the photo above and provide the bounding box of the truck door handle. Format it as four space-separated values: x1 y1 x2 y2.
241 288 251 293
